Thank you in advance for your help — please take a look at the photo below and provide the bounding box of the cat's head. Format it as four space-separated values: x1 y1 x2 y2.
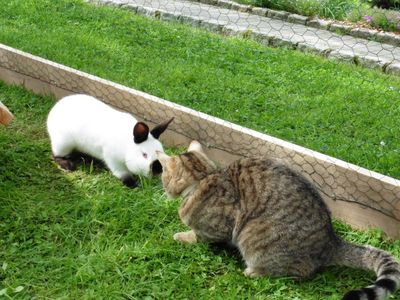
156 140 217 199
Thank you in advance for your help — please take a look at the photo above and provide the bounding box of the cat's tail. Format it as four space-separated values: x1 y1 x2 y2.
330 238 400 300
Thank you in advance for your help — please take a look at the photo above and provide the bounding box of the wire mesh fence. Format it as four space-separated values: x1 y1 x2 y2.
1 42 399 238
88 0 400 75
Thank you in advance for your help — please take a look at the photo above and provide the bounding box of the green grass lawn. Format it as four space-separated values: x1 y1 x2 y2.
1 81 400 299
0 1 400 298
0 0 400 179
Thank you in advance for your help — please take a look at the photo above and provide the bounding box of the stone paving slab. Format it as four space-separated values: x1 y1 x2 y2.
89 0 400 75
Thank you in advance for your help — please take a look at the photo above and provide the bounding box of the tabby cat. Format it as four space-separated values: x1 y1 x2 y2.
156 141 400 300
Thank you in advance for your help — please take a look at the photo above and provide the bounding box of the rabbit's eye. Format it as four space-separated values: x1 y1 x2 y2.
142 152 148 159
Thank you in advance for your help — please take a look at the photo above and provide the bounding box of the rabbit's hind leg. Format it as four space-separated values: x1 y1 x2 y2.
52 156 76 171
50 139 76 171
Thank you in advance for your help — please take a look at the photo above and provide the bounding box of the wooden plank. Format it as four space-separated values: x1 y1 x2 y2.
0 43 399 238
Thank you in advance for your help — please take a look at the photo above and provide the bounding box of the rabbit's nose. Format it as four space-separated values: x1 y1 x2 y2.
151 159 162 175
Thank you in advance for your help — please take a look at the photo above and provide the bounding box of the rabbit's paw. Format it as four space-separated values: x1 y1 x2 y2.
122 175 139 188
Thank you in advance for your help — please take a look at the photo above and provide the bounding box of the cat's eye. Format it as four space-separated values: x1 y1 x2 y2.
142 152 148 159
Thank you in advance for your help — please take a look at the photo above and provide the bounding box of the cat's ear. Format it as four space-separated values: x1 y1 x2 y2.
187 140 204 153
188 140 216 170
156 151 170 166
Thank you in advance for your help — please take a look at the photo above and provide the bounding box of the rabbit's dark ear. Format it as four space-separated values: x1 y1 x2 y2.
133 122 149 144
150 117 174 139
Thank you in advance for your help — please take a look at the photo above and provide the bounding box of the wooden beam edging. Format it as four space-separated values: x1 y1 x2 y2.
0 43 399 238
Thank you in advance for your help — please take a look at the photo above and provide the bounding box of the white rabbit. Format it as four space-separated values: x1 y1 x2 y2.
47 94 173 188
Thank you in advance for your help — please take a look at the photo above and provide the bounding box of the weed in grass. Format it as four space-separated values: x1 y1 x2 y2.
348 5 400 31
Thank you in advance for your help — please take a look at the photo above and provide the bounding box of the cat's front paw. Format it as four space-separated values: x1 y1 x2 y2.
243 267 263 278
173 231 197 244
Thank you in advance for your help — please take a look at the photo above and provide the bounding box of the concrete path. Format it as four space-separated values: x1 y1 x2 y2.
90 0 400 75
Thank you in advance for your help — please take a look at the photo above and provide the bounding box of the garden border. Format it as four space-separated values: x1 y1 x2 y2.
0 43 399 238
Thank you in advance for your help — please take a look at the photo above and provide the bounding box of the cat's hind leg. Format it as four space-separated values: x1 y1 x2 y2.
243 255 317 280
173 230 198 244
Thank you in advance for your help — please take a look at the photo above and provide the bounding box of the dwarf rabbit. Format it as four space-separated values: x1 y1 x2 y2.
47 94 173 188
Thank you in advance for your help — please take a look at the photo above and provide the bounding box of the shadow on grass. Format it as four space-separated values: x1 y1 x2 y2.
61 152 107 175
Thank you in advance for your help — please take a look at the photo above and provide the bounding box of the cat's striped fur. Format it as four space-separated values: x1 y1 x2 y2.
156 141 400 300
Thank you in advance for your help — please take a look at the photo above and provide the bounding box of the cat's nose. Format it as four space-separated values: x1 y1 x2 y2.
150 159 162 176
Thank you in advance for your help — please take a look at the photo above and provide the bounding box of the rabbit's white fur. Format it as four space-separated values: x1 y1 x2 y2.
47 94 168 182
